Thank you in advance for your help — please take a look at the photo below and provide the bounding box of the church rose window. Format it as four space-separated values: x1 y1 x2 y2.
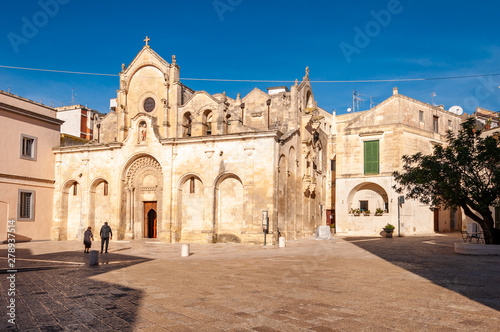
144 97 155 112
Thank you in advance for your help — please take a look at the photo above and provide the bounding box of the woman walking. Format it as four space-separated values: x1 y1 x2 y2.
83 227 94 253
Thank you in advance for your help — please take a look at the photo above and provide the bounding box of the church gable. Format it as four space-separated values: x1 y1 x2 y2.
344 97 399 130
182 91 222 108
122 45 170 78
242 87 270 103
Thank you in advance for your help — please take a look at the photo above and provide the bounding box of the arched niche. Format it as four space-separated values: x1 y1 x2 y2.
347 182 389 213
88 178 110 233
214 173 244 243
176 173 205 242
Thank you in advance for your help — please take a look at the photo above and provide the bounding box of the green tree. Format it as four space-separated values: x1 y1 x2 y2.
393 118 500 244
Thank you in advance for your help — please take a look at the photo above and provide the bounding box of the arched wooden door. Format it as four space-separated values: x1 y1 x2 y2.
144 202 157 238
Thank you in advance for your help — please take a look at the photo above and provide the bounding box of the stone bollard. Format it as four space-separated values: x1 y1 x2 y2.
279 237 286 248
89 250 99 266
181 244 190 257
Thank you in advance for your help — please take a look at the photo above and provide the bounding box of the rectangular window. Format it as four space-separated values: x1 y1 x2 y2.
433 116 439 133
364 140 379 174
20 134 37 160
448 120 452 131
419 111 424 123
330 160 336 172
103 182 108 196
18 190 35 221
359 201 368 212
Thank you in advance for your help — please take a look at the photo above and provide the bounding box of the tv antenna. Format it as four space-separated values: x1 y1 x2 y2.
352 90 366 113
71 88 78 105
431 90 436 106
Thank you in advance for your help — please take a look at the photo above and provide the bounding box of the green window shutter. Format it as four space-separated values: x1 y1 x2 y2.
364 141 379 174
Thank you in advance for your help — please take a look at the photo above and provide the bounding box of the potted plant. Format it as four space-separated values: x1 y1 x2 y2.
383 223 395 238
375 208 384 216
329 223 335 234
363 209 371 216
485 118 492 130
353 208 361 216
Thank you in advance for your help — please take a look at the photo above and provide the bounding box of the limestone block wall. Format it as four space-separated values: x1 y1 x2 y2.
95 111 117 143
53 121 280 244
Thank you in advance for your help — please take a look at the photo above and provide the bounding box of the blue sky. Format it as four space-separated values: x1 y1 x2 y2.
1 0 499 115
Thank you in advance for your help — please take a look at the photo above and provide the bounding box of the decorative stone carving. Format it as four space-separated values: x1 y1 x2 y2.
126 157 162 187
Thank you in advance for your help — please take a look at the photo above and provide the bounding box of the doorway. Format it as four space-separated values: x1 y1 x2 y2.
144 202 157 238
434 209 439 232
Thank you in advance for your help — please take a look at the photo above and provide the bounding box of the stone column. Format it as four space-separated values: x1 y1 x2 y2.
125 187 131 238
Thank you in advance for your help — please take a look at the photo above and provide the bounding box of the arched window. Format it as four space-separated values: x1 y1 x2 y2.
203 110 213 135
190 177 195 193
183 112 192 137
224 114 231 134
305 90 314 111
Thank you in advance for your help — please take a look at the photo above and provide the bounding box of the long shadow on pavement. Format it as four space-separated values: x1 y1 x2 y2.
0 248 151 331
345 235 500 312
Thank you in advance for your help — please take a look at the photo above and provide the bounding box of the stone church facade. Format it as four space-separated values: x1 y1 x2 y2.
52 41 333 244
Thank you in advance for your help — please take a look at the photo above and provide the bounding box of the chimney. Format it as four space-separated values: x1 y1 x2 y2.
393 87 398 95
438 105 444 109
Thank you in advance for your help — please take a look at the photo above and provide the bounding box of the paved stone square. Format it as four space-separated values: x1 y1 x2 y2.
1 234 500 331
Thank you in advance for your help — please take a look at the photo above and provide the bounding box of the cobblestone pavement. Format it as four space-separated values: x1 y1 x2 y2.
1 234 499 331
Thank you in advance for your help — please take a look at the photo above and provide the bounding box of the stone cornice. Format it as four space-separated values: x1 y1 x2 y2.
0 90 56 112
0 101 64 126
159 131 279 145
53 142 123 153
0 173 55 184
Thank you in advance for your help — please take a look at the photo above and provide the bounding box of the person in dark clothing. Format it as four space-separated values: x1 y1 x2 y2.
83 226 94 253
100 222 112 253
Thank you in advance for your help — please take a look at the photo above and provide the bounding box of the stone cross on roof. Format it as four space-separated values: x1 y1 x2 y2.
144 36 150 47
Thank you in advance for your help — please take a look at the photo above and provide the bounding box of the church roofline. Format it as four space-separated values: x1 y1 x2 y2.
122 46 170 76
181 90 223 106
241 87 269 101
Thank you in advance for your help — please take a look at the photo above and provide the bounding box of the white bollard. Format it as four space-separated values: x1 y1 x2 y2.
89 250 99 265
181 244 190 257
279 237 286 248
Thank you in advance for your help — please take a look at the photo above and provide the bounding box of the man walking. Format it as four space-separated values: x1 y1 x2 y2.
100 222 112 253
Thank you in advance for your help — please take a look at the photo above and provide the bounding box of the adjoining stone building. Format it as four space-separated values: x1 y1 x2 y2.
332 87 464 236
0 90 63 242
52 40 333 244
